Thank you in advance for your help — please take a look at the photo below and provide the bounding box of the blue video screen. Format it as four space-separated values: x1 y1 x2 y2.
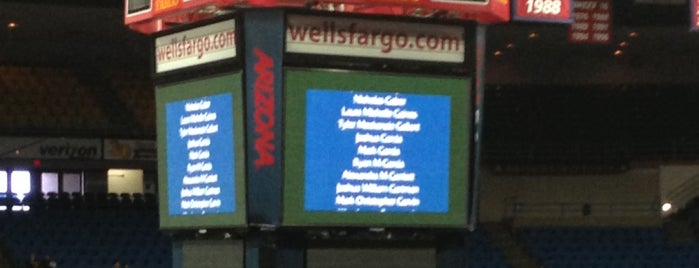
304 89 451 213
165 93 236 216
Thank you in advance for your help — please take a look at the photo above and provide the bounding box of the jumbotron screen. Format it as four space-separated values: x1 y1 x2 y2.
156 72 246 229
283 69 472 227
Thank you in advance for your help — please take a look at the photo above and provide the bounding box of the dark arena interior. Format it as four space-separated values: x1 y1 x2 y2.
0 0 698 267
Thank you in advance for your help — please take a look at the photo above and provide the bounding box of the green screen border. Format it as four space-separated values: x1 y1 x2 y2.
283 69 471 227
156 72 247 229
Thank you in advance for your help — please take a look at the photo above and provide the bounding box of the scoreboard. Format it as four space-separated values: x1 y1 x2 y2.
153 10 481 230
282 69 472 227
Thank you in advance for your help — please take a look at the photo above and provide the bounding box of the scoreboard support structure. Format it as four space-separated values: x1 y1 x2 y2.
149 6 485 268
244 230 306 268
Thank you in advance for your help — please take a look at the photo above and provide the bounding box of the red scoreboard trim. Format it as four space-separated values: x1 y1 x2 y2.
511 0 572 23
691 0 699 31
126 0 511 34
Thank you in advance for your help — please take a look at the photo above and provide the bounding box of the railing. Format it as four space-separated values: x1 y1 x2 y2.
504 199 660 219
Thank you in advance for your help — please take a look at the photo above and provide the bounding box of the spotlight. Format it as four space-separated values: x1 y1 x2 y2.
661 202 672 212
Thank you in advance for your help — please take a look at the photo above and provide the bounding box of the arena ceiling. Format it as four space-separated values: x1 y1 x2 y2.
0 0 697 82
0 2 148 68
1 0 698 163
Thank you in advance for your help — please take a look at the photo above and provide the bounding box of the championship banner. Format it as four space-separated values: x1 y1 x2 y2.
512 0 573 23
568 0 612 43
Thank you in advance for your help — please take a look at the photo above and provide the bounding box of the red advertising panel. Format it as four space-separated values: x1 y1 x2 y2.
512 0 572 23
126 0 510 34
278 0 510 23
154 0 181 14
424 0 511 23
568 0 612 43
125 0 239 33
691 0 699 31
179 0 238 9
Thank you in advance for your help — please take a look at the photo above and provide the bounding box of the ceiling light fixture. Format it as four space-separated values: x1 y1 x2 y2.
661 202 672 212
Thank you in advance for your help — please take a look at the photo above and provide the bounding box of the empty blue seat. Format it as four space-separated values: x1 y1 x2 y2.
0 209 171 267
518 226 699 268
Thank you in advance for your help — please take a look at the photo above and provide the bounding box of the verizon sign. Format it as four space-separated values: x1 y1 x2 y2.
0 137 102 160
286 15 465 63
155 19 236 73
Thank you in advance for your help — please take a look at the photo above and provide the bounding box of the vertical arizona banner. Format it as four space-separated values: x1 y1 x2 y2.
244 9 285 225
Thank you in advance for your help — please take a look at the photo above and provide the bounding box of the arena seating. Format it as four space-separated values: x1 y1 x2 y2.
687 199 699 239
0 66 111 134
0 193 171 268
108 70 155 132
5 62 699 268
483 85 699 163
466 229 510 268
0 65 154 137
519 226 699 268
7 193 697 268
0 191 514 268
